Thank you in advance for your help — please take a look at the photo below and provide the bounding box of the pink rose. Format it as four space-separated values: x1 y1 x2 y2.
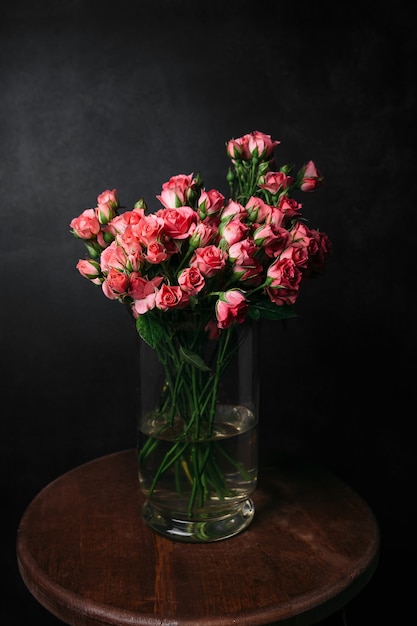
226 131 279 161
155 284 187 311
265 257 302 305
102 268 129 300
266 206 286 228
300 160 322 192
100 241 127 272
266 284 299 306
290 221 312 245
96 203 116 226
215 289 248 329
278 195 302 218
144 241 168 264
280 242 310 269
96 188 119 224
189 222 216 249
158 206 197 240
156 173 197 208
226 135 249 160
133 213 164 246
253 223 290 258
258 171 292 194
126 250 144 272
106 209 143 237
190 245 227 278
245 196 273 224
198 188 225 217
70 209 100 240
220 217 249 246
267 256 302 289
247 131 280 159
116 225 142 255
228 238 257 264
220 200 247 221
76 258 101 284
130 275 163 314
178 267 205 295
97 188 119 209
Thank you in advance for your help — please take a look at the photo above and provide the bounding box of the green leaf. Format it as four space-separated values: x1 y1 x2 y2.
136 314 165 349
179 346 211 371
249 300 298 321
248 307 261 320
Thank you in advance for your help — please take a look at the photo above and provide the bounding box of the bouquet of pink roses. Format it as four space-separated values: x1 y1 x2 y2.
71 131 330 333
70 131 331 521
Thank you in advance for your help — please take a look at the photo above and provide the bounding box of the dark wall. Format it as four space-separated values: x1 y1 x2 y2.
2 1 415 623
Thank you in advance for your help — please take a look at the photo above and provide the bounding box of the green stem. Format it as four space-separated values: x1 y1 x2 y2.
139 316 253 515
214 441 252 481
147 440 190 496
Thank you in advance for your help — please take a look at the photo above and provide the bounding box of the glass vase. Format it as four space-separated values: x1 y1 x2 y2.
136 313 259 542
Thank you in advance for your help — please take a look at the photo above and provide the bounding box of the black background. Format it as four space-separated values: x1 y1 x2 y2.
1 1 415 624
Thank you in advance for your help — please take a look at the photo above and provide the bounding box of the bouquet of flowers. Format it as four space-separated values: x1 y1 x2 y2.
70 131 331 530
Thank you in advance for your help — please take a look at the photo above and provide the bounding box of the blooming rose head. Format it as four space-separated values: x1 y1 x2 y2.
178 266 205 295
156 173 200 208
133 213 164 246
130 276 163 315
155 284 188 311
190 245 227 278
280 241 310 269
278 195 302 218
215 289 248 329
265 256 302 306
254 223 291 258
144 240 169 264
258 171 292 195
70 209 100 240
100 241 127 272
116 225 142 256
157 206 197 240
97 188 118 209
101 268 129 300
106 209 143 237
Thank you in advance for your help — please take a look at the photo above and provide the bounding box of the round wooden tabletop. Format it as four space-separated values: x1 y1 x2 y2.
17 449 379 626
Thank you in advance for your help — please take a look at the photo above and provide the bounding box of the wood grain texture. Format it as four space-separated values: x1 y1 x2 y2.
16 449 380 626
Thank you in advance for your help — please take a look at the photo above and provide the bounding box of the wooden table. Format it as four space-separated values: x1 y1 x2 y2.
16 449 380 626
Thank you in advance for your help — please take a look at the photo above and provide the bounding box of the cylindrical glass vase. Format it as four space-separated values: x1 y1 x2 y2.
136 314 259 542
